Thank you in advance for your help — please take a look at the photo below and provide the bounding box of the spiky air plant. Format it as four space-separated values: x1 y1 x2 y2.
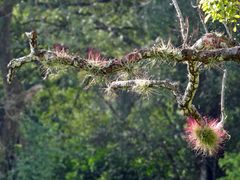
185 117 230 156
191 32 238 50
131 80 156 97
39 43 73 79
87 48 110 63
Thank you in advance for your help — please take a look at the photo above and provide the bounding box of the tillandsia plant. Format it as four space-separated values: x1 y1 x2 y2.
185 117 230 156
6 1 240 156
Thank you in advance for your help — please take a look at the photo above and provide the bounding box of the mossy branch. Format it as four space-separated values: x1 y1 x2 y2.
107 77 203 124
107 79 181 99
6 31 240 125
7 31 181 83
7 31 240 84
181 62 203 125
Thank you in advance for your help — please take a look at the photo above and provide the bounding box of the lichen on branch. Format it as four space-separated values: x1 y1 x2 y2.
7 31 181 83
6 31 240 123
7 32 240 84
107 79 182 99
7 30 240 156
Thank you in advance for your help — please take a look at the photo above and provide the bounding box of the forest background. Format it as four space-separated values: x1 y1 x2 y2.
0 0 240 179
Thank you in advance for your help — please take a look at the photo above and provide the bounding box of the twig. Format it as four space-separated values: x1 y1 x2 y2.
192 0 208 33
197 7 208 33
107 79 181 99
220 69 227 124
172 0 188 47
7 31 240 85
6 31 182 83
223 23 232 39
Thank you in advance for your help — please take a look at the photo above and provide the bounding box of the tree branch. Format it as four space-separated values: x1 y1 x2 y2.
7 31 240 84
107 79 181 99
181 47 240 63
6 32 240 125
6 31 181 83
181 61 203 124
106 78 203 123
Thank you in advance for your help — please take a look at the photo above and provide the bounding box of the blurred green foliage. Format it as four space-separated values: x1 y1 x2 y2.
1 0 240 179
219 153 240 180
199 0 240 32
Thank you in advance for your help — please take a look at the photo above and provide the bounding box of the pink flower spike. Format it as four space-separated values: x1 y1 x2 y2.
185 117 230 156
87 48 108 61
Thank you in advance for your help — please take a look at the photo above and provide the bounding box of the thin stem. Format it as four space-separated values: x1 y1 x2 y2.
197 8 208 33
172 0 188 47
220 69 227 124
193 0 208 33
223 23 232 39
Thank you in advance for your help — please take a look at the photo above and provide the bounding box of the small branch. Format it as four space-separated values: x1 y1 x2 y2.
172 0 188 46
107 79 181 99
181 61 203 125
7 54 34 83
220 69 227 125
182 62 199 106
25 31 38 53
197 7 208 33
223 23 232 39
107 78 203 122
192 0 208 33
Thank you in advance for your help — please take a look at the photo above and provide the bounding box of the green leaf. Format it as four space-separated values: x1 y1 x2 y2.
233 25 237 32
234 15 240 19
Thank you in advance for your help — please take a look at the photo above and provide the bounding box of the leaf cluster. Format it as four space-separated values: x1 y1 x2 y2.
199 0 240 32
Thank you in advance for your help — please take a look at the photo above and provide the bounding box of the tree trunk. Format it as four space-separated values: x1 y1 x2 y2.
200 157 219 180
200 158 207 180
0 0 23 178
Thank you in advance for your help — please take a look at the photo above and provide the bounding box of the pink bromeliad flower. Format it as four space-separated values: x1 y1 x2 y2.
185 117 229 156
87 48 108 61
